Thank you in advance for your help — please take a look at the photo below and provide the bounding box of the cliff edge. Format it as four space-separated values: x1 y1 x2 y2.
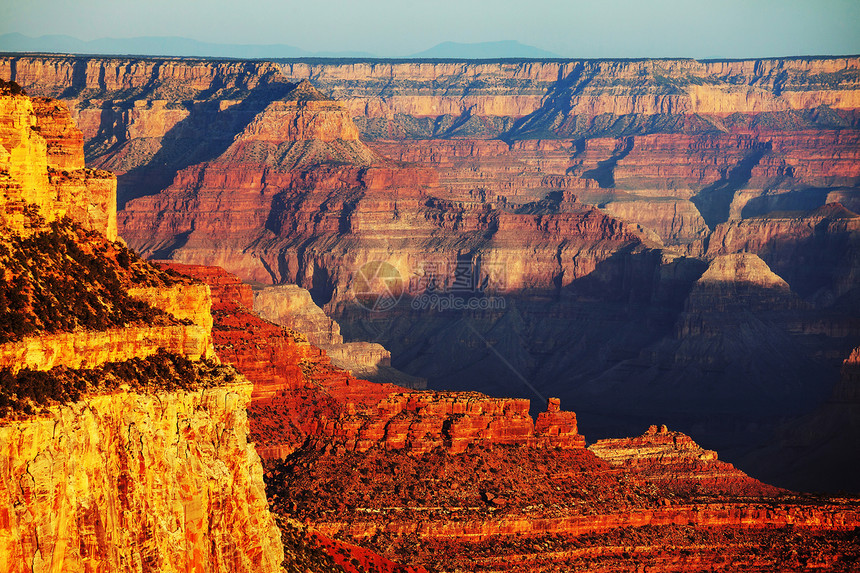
0 84 284 572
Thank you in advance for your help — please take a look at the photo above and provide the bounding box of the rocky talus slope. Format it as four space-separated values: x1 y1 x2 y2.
0 85 285 573
4 56 860 492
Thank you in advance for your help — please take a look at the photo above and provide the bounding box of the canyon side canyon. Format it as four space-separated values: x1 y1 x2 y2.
0 54 859 571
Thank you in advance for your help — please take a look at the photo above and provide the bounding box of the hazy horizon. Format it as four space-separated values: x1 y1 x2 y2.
2 0 859 60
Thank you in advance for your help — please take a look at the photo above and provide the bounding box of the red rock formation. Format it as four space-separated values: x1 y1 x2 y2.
7 56 858 135
8 55 857 290
148 260 860 571
107 73 647 303
242 80 361 141
162 262 587 457
588 424 784 497
154 262 308 391
304 529 426 573
0 90 212 370
30 96 84 169
252 283 426 388
0 324 213 373
534 397 586 448
373 129 859 247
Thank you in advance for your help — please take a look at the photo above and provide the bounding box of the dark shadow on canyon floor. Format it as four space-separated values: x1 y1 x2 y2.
333 247 858 492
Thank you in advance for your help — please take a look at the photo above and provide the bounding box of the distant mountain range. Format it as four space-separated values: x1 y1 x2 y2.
0 34 558 60
411 41 559 59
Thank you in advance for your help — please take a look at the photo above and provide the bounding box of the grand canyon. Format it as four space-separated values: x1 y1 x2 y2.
0 51 859 571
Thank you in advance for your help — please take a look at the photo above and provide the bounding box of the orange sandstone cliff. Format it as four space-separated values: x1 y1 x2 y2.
0 85 285 572
0 84 115 238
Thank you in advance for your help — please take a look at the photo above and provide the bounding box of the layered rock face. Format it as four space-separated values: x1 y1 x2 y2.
679 252 801 334
0 86 214 371
707 203 860 303
5 55 860 493
368 129 860 247
0 383 283 573
0 323 212 372
0 88 285 572
253 282 426 387
7 55 858 246
0 86 116 239
253 284 344 345
7 57 857 133
9 50 848 570
588 424 784 497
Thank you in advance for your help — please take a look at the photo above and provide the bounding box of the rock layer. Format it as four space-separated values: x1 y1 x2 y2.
0 383 284 573
0 90 116 239
253 283 425 387
253 284 343 345
0 324 212 373
588 424 784 497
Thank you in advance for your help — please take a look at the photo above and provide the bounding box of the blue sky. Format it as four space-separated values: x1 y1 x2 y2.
2 0 859 58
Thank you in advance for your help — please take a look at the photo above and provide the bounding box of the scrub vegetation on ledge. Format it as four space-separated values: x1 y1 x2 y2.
0 349 238 417
0 216 196 343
